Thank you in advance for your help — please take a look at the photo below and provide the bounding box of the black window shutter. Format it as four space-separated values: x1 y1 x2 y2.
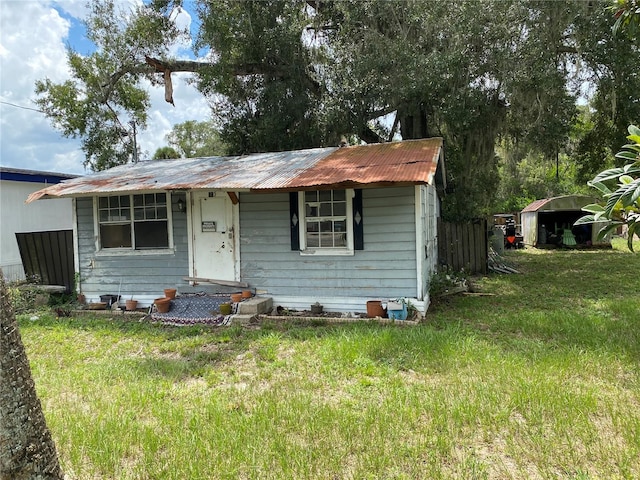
289 192 300 251
353 189 364 250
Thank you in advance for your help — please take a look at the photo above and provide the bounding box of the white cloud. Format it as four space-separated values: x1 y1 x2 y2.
0 0 209 174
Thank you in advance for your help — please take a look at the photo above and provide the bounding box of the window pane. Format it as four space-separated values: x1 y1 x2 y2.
306 220 319 248
135 221 169 249
156 193 166 204
333 232 347 247
320 220 333 233
319 191 331 202
134 208 144 221
306 204 318 217
133 195 144 207
333 202 346 216
334 220 346 232
144 193 154 204
157 206 167 219
99 210 108 222
306 234 319 247
333 190 346 201
306 221 319 233
319 221 333 247
99 197 108 208
120 196 130 207
305 191 317 202
100 224 131 248
319 202 332 216
144 207 156 219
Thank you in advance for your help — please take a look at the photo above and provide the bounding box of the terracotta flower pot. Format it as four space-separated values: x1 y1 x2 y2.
366 300 386 318
163 288 177 299
230 293 242 303
154 297 171 313
125 299 138 311
241 290 252 299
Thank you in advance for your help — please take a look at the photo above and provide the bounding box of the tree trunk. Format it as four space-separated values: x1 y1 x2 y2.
0 271 64 480
399 103 430 140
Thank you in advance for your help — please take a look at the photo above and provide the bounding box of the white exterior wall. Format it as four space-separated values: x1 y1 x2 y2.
240 186 434 314
415 184 439 309
0 180 73 281
521 212 538 246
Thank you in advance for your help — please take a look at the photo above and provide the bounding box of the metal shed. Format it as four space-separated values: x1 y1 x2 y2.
521 195 611 248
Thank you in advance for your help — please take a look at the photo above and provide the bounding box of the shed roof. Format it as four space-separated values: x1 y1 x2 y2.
0 166 79 184
521 195 599 213
27 138 444 202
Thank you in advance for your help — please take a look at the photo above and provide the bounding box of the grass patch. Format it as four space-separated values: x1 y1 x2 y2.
18 242 640 479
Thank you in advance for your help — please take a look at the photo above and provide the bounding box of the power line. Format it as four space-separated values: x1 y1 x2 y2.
0 100 45 114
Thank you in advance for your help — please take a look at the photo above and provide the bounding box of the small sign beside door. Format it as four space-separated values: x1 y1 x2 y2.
202 221 217 232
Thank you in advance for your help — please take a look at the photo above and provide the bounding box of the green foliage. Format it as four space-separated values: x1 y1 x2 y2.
612 0 640 36
34 0 640 217
494 141 591 213
6 285 39 314
428 267 469 298
152 146 180 160
576 125 640 250
165 120 226 157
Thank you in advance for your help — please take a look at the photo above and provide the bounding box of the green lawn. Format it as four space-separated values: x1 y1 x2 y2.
19 240 640 479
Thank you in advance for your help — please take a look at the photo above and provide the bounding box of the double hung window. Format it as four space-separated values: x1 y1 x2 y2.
97 193 170 250
298 189 354 255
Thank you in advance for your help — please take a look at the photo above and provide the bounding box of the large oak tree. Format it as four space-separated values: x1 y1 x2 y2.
35 0 640 219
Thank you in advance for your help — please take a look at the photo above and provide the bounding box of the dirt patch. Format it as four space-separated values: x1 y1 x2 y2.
265 306 368 319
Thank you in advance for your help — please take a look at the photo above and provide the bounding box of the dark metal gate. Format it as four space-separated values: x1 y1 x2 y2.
15 230 74 293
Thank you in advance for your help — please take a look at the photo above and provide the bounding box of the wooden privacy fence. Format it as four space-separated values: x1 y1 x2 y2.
15 230 74 293
437 218 488 274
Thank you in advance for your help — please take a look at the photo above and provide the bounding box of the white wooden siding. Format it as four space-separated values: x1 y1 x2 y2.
239 187 418 301
76 195 189 306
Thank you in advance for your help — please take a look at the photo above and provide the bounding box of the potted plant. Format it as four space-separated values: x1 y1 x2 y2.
125 296 138 311
154 297 171 313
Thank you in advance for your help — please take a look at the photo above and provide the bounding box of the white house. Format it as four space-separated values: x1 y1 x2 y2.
28 139 446 314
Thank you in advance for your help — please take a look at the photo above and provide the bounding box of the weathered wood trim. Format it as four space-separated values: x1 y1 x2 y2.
182 277 249 288
227 191 239 205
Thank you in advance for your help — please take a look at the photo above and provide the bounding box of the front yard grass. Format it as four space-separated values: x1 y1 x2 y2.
18 239 640 479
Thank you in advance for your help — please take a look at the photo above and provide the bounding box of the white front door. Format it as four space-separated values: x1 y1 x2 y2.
191 192 237 281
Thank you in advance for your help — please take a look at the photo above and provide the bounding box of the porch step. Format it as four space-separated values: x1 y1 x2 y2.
237 296 273 315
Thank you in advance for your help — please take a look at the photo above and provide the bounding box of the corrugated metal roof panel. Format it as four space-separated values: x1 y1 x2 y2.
27 139 443 202
521 195 599 213
279 138 443 189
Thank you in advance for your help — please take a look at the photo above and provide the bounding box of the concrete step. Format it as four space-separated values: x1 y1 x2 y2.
237 296 273 315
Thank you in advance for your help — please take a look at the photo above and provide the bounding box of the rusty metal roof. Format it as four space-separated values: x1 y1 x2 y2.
27 138 443 202
521 195 599 213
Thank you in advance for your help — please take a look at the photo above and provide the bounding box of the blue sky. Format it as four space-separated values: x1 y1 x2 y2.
0 0 207 175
